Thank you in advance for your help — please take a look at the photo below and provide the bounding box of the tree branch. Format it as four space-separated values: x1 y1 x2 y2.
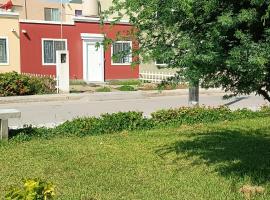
258 88 270 102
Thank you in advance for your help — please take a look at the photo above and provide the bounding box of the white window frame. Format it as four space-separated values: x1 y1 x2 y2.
41 38 68 66
155 60 168 67
111 41 132 66
0 37 9 66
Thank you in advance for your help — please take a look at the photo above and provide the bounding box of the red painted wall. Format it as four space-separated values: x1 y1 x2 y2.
20 21 139 80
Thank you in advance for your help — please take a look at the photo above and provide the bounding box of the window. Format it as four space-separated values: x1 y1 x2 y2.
42 39 67 65
44 8 60 21
155 59 168 67
112 41 132 65
0 37 8 65
75 10 82 16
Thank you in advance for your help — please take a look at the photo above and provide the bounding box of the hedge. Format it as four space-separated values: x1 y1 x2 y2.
0 72 56 97
9 106 270 141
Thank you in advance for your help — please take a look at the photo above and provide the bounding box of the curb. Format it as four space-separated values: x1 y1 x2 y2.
0 89 227 104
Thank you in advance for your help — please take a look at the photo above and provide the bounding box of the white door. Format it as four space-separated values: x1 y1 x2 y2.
86 42 104 82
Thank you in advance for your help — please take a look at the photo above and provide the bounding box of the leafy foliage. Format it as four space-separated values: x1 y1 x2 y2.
5 178 55 200
10 106 270 140
95 86 111 92
102 0 270 101
55 111 151 136
0 72 56 96
108 79 142 86
116 85 137 91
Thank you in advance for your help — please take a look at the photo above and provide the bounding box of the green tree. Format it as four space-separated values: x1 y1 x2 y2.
102 0 270 102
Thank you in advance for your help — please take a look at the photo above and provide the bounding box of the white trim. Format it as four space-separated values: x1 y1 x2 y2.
19 17 130 26
74 16 130 25
0 11 19 18
111 41 132 66
81 34 105 82
20 19 74 25
0 37 9 66
41 38 68 66
155 61 168 67
80 33 104 41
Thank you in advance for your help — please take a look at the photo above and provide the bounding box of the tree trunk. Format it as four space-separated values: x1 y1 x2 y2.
257 88 270 102
189 81 199 106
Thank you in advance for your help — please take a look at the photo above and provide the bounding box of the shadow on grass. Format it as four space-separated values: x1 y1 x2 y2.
156 127 270 184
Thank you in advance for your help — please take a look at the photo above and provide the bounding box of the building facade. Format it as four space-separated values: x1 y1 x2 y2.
20 18 139 81
0 11 20 73
0 0 172 81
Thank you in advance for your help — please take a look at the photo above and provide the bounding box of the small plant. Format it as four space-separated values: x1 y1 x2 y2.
5 178 55 200
116 85 137 91
239 185 265 200
95 87 111 92
139 83 157 90
108 79 141 86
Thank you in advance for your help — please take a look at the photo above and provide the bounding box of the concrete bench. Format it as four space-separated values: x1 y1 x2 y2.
0 109 21 140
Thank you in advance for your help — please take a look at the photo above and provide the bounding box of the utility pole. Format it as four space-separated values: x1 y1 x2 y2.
24 0 28 19
60 0 63 39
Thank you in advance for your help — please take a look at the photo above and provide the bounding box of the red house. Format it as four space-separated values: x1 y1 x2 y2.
20 17 139 82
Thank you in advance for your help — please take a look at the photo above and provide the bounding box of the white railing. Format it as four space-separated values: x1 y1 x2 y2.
139 71 178 83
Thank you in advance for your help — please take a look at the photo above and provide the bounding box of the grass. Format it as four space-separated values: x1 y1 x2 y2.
95 87 111 92
116 85 137 91
108 79 142 86
69 80 87 86
1 117 270 199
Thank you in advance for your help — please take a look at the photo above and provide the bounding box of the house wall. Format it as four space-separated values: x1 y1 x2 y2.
0 0 66 21
0 0 108 22
20 20 139 80
0 12 20 73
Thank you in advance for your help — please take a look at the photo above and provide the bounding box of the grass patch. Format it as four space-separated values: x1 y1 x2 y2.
95 87 111 92
1 117 270 199
116 85 137 91
69 80 87 86
108 79 142 86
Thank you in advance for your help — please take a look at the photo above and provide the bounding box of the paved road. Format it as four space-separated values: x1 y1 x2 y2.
0 93 268 127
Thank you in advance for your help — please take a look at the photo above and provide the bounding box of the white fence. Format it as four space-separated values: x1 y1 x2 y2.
139 71 178 83
21 73 56 79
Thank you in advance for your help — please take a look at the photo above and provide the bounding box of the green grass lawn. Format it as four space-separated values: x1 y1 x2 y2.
1 117 270 199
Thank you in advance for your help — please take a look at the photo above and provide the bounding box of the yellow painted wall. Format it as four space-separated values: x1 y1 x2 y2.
0 12 20 73
0 0 67 21
65 3 83 22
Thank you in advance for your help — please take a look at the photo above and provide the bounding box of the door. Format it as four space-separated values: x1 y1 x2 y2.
86 42 104 82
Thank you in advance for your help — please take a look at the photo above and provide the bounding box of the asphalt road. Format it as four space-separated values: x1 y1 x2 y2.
0 93 268 127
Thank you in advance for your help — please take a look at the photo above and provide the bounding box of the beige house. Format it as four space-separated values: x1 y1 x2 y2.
0 11 20 73
0 0 109 22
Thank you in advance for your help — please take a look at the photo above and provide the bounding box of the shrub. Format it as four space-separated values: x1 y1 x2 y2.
95 87 111 92
0 72 56 97
5 178 55 200
10 106 270 140
55 111 152 136
151 106 267 126
116 85 137 91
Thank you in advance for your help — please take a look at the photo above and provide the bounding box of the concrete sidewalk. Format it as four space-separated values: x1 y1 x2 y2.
0 88 226 104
